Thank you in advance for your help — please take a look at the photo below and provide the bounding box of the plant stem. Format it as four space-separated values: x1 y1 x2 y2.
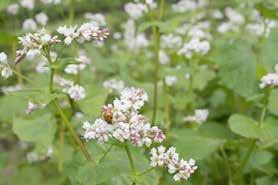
124 145 136 185
137 167 155 176
54 101 92 161
235 140 256 181
151 0 165 126
98 145 113 163
58 120 65 172
49 67 55 93
220 146 232 185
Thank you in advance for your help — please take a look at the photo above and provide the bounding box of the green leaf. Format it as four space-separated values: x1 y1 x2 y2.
228 114 264 139
261 29 278 71
172 129 223 160
213 39 258 98
13 112 57 148
268 89 278 116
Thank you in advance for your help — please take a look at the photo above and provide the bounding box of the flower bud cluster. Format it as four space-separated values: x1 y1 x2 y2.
259 64 278 89
0 52 13 79
82 87 165 146
150 146 197 181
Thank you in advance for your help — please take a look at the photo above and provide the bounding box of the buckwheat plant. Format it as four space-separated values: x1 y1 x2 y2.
82 87 197 184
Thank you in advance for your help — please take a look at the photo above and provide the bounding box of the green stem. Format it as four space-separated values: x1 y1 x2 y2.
49 67 55 93
137 167 155 176
98 145 113 163
58 120 65 172
151 0 165 126
220 146 232 185
235 140 256 181
9 67 34 84
124 145 136 185
54 101 92 161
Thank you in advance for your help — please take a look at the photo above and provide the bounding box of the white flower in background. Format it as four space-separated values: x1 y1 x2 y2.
7 4 19 15
150 146 197 182
161 34 182 49
225 7 245 25
259 65 278 88
57 25 79 45
35 12 49 26
54 76 74 88
159 50 170 64
36 60 50 73
211 9 223 19
0 52 13 79
103 79 125 93
26 146 53 163
145 0 157 9
40 0 61 4
184 73 191 80
64 64 80 75
1 67 13 78
113 32 122 40
0 52 8 64
217 22 237 34
178 38 210 58
165 76 178 86
20 0 35 10
172 0 197 13
1 84 22 94
26 101 38 114
26 49 40 60
246 19 276 37
22 18 37 31
184 109 209 124
84 13 106 26
83 119 111 143
124 2 148 19
67 85 86 101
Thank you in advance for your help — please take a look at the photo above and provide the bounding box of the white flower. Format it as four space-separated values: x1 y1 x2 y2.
211 9 223 19
35 12 49 26
36 60 49 73
83 119 111 143
7 4 19 15
184 109 209 124
150 146 166 167
22 18 37 31
40 0 61 4
103 79 125 93
64 64 80 75
84 13 106 26
67 85 86 101
1 67 13 78
57 25 79 45
26 49 40 60
161 34 182 49
225 7 245 25
20 0 35 10
172 0 197 13
159 50 170 64
113 122 130 142
124 2 148 19
26 101 38 114
178 38 210 58
0 52 8 64
259 73 278 88
1 84 21 94
165 76 178 86
150 146 197 182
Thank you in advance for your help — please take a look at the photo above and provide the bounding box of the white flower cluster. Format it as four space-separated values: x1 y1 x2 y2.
123 19 149 51
259 64 278 89
26 146 53 163
161 34 182 49
184 109 209 124
22 12 49 31
82 87 165 146
26 101 46 114
178 38 210 58
165 76 178 87
103 79 125 93
17 29 60 62
54 76 86 101
57 22 109 45
150 146 197 181
84 13 106 26
0 52 13 79
217 7 245 34
172 0 206 13
64 50 91 75
124 2 148 20
1 84 22 94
